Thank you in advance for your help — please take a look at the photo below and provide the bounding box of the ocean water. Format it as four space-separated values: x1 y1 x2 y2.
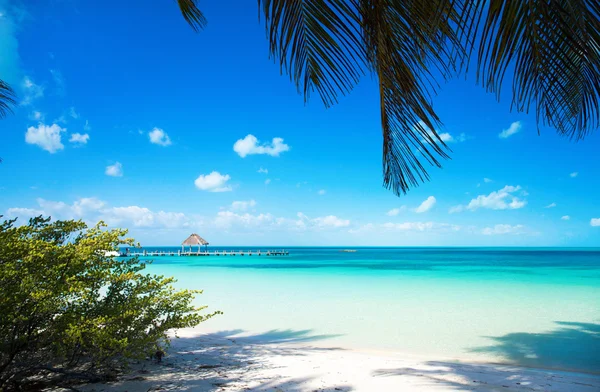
133 247 600 374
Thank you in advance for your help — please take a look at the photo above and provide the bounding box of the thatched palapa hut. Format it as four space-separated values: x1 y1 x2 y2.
182 233 209 253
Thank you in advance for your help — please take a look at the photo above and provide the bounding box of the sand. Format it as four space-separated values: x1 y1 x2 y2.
80 329 600 392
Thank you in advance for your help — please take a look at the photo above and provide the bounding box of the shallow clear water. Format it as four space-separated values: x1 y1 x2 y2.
133 247 600 374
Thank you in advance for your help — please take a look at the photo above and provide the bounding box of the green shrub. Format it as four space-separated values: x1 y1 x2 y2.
0 216 220 390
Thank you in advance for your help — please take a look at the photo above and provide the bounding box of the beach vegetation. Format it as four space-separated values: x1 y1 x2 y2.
0 216 220 391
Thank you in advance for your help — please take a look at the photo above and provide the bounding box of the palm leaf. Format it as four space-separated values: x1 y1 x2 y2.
259 0 366 107
0 80 16 119
360 0 461 194
177 0 206 31
472 0 600 140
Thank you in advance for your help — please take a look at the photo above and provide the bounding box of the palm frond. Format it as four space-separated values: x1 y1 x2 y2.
360 0 461 194
473 0 600 140
0 80 16 119
259 0 366 107
177 0 206 31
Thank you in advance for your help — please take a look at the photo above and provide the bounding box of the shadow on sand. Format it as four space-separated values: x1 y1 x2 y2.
470 321 600 374
370 322 600 391
81 329 350 392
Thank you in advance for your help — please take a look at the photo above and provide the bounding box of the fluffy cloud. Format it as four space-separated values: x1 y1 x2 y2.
5 198 351 234
570 172 578 178
561 216 570 221
415 196 436 213
28 111 44 121
257 167 268 174
482 224 526 235
591 218 600 227
20 76 44 105
69 133 89 145
545 202 557 208
50 69 65 95
418 121 468 144
105 162 123 177
25 123 65 153
450 185 526 213
233 134 290 157
382 221 460 232
386 207 406 216
311 215 350 229
69 106 79 119
498 121 522 139
318 189 326 195
148 127 172 146
230 200 257 211
194 171 231 192
6 197 188 229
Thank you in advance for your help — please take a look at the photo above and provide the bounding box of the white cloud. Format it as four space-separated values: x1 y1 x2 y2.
415 196 436 213
230 200 257 211
450 185 526 213
148 127 172 146
25 123 65 153
50 69 65 95
498 121 522 139
83 120 91 131
28 111 44 121
318 189 326 195
591 218 600 227
214 210 349 231
5 198 353 234
194 171 231 192
545 203 557 208
6 197 188 229
382 221 460 232
5 207 44 219
69 133 89 145
482 224 526 235
561 216 570 221
105 162 123 177
257 167 268 174
21 76 44 105
386 207 406 216
233 134 290 157
418 121 468 144
312 215 350 229
68 106 79 119
265 179 271 185
484 178 493 183
570 172 578 178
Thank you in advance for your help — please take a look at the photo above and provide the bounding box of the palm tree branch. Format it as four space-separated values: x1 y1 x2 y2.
176 0 207 31
0 80 16 119
259 0 366 107
360 0 461 194
472 0 600 140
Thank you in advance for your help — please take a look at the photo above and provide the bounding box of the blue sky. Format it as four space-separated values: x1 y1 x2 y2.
1 0 599 246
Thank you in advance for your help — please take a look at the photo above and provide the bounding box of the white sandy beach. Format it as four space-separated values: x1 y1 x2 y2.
81 328 600 392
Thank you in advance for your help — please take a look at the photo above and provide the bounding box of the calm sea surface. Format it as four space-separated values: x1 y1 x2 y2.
133 247 600 374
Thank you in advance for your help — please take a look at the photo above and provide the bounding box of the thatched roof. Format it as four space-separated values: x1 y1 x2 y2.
182 233 209 246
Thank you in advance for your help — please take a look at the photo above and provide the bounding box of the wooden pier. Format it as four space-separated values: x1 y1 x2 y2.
121 250 289 257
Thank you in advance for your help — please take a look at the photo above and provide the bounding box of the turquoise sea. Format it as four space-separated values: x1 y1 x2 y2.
134 247 600 374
